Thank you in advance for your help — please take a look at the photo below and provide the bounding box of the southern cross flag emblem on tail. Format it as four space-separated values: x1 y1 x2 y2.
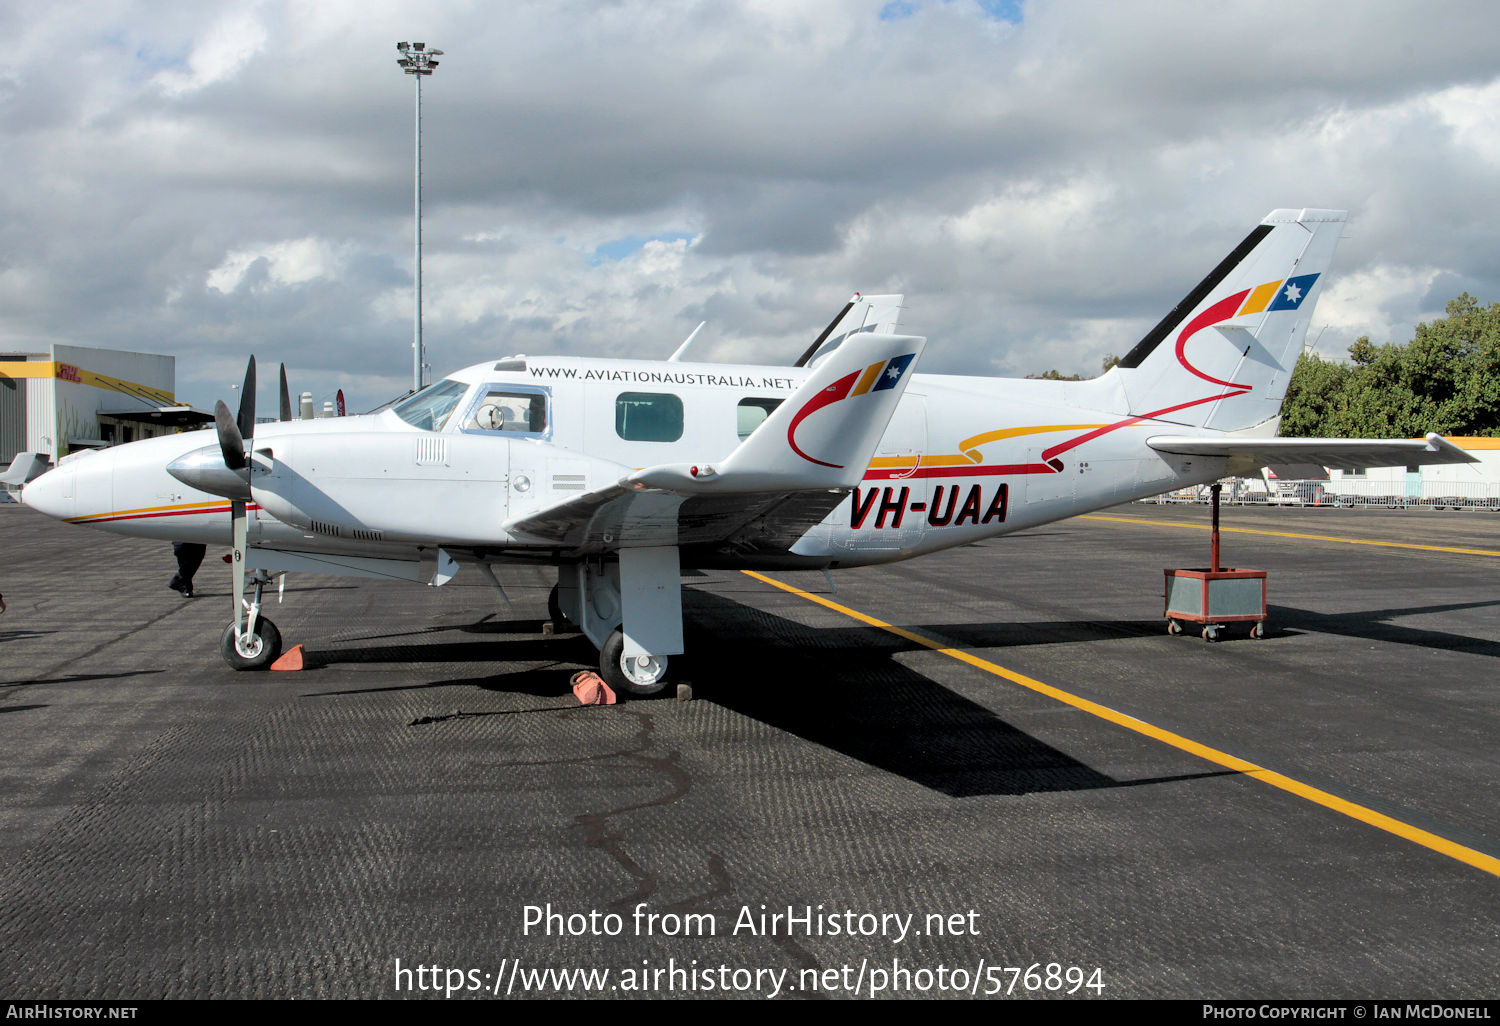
1266 273 1320 311
853 353 916 396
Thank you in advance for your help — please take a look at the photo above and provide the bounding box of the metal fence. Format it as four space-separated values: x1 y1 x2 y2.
1143 479 1500 511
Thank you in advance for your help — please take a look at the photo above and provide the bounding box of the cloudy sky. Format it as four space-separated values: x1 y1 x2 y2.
2 0 1497 413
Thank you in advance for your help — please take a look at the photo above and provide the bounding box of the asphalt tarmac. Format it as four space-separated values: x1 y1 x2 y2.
1 500 1496 1000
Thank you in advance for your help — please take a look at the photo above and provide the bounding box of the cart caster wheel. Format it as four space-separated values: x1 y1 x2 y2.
1167 619 1182 636
1250 623 1265 640
1202 626 1220 643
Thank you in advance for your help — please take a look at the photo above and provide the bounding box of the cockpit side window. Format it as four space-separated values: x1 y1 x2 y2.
393 379 470 432
460 386 549 436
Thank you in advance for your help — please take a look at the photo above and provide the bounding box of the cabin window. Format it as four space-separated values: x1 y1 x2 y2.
462 387 548 435
393 378 469 432
736 397 782 440
615 392 683 442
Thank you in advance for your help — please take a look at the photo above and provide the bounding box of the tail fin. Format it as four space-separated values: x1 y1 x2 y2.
794 293 905 367
1115 208 1345 433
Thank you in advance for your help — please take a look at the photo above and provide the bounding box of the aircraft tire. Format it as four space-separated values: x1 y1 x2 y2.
599 628 669 697
220 617 283 671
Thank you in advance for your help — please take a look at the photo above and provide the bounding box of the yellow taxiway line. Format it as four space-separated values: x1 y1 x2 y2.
742 569 1500 880
1080 514 1500 558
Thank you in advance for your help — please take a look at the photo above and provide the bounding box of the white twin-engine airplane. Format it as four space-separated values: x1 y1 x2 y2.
22 208 1474 694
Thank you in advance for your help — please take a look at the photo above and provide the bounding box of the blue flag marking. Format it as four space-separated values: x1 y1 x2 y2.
1267 273 1320 311
872 353 916 391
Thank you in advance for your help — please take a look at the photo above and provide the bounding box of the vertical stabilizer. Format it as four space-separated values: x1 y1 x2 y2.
1115 208 1345 433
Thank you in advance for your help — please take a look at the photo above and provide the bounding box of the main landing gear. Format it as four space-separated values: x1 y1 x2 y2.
551 547 682 697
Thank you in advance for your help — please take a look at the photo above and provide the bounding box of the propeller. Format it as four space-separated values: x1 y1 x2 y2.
212 355 255 471
279 363 293 422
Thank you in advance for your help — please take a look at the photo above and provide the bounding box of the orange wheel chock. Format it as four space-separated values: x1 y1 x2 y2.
270 644 306 672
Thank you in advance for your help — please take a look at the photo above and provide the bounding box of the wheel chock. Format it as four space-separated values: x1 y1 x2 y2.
571 670 616 706
676 684 693 703
270 645 306 671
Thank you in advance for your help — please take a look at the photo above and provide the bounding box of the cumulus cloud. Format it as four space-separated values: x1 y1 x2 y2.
0 0 1497 411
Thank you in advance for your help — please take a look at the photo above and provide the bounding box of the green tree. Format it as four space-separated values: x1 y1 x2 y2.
1280 294 1500 438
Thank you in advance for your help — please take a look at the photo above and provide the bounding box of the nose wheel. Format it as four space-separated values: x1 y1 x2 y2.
220 617 282 670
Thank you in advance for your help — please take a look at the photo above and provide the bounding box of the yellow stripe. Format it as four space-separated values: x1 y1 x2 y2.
958 424 1109 462
78 368 175 406
0 361 175 404
1239 280 1282 316
67 499 228 524
868 453 979 470
0 361 62 379
851 362 884 398
1081 514 1500 558
741 569 1500 879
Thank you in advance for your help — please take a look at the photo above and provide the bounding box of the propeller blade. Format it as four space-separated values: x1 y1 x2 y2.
213 399 246 471
236 355 257 442
279 364 292 422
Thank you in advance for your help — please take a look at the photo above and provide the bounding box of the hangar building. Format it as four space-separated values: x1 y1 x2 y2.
0 343 211 468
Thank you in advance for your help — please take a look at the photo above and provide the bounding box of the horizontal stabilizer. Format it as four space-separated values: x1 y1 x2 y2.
626 331 926 494
3 451 49 486
502 332 924 552
1147 433 1476 475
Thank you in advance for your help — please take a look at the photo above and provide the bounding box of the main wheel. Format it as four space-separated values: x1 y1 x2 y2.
599 628 669 696
1202 625 1220 643
1167 619 1182 635
1250 622 1266 640
220 617 283 671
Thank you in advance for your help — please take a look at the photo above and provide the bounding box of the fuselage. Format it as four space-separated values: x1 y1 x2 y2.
22 354 1225 571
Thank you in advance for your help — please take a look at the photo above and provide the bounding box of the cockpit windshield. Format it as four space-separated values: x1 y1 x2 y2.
392 378 469 432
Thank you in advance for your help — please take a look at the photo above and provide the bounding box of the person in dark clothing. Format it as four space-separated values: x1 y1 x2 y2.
168 542 206 597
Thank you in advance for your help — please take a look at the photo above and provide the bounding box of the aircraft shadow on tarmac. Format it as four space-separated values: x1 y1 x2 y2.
304 666 581 702
1267 600 1500 656
676 589 1230 799
1 670 164 689
337 614 552 645
293 595 1229 799
0 628 56 644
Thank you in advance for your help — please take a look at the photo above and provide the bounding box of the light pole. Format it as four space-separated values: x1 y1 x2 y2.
396 41 442 393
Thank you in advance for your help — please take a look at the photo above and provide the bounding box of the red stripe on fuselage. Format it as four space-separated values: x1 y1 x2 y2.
74 504 260 525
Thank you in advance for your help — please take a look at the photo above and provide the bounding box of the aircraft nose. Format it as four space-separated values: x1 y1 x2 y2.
21 465 74 520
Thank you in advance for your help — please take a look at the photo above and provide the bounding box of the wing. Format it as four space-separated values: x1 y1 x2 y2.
505 331 926 555
1147 433 1476 476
